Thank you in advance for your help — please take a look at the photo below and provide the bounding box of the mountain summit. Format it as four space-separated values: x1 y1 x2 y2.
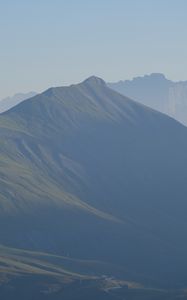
82 75 106 86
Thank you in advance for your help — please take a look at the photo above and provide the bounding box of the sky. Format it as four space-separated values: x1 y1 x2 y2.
0 0 187 98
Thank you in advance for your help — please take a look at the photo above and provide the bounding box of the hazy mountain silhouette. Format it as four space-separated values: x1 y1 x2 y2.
1 77 187 298
0 91 37 113
108 73 187 126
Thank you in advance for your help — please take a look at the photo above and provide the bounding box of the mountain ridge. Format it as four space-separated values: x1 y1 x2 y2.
0 91 37 113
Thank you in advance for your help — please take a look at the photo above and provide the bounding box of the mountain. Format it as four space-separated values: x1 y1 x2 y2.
0 91 37 113
108 73 187 126
1 76 187 298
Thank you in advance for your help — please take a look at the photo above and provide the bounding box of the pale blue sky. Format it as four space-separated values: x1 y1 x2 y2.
0 0 187 98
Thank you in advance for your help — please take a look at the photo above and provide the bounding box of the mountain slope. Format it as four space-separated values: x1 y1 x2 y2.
0 77 187 289
108 73 187 125
0 91 37 113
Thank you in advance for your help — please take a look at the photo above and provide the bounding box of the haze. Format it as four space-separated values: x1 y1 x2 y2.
1 0 187 98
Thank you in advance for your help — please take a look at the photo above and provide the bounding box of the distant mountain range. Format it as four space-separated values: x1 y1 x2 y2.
108 73 187 126
1 76 187 299
0 91 37 113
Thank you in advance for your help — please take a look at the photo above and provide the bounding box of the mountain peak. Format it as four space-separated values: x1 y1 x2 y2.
148 73 167 80
131 73 167 82
82 76 106 86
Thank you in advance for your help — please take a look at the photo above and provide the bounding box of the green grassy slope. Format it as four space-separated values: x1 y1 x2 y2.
1 245 187 300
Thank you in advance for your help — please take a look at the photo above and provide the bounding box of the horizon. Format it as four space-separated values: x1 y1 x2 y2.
2 72 187 100
1 0 187 98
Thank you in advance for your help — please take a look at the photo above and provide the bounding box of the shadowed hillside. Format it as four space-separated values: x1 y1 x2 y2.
0 77 187 295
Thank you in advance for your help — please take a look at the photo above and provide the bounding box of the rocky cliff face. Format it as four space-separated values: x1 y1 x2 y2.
108 73 187 126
